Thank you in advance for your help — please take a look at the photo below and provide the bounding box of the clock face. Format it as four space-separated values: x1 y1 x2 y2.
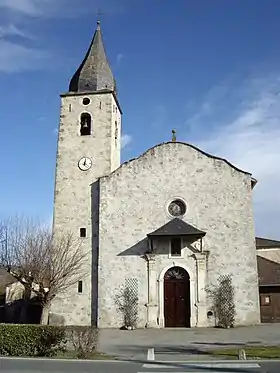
78 157 92 171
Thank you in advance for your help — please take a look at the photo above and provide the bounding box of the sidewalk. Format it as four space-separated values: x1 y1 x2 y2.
98 324 280 360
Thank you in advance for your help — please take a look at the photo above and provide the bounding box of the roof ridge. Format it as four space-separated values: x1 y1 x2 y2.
98 142 255 184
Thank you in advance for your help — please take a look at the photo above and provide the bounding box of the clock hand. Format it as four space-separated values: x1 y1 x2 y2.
83 159 86 166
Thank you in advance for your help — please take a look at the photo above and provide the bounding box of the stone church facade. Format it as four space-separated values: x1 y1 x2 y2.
50 21 261 328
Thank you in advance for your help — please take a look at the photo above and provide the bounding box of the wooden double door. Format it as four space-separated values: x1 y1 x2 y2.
164 266 191 327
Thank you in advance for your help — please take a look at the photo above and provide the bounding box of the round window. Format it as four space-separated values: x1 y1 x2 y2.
168 199 187 217
82 97 90 105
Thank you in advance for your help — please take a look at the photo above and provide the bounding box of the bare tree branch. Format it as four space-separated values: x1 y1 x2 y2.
0 215 88 324
31 229 88 299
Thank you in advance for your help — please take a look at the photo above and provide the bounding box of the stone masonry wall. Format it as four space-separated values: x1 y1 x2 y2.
51 91 121 326
97 142 260 328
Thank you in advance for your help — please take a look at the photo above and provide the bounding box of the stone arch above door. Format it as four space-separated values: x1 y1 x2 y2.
164 266 189 281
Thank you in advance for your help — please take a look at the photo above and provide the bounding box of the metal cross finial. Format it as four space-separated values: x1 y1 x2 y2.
96 7 104 26
172 129 176 142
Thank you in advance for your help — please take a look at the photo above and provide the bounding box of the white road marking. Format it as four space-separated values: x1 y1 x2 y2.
147 348 155 360
142 362 261 369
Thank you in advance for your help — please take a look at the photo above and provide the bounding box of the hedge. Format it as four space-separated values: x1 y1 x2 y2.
0 324 66 357
0 324 99 358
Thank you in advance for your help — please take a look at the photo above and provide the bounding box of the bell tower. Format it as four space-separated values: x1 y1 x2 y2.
51 20 122 325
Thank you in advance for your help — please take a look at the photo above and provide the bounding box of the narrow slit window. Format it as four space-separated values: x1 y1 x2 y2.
115 121 118 140
78 281 83 293
80 228 86 237
99 101 102 109
80 113 91 136
170 237 182 257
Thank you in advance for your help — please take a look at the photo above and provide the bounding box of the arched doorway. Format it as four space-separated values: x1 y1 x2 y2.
164 266 191 327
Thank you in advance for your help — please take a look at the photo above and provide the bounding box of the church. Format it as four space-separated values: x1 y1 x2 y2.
50 20 274 328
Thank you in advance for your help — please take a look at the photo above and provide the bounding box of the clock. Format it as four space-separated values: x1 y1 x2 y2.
78 157 92 171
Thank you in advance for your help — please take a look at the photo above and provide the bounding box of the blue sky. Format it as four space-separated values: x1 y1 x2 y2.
0 0 280 238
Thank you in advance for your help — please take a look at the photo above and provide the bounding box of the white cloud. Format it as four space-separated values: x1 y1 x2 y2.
121 134 132 149
0 0 121 18
0 23 29 38
0 23 41 72
0 0 124 72
0 0 39 16
116 53 123 66
186 74 280 238
0 0 74 17
0 39 50 72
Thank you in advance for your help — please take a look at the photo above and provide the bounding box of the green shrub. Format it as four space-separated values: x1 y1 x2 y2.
67 326 99 359
0 324 66 357
206 274 236 328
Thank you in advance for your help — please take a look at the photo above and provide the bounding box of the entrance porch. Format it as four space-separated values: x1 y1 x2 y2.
144 218 209 328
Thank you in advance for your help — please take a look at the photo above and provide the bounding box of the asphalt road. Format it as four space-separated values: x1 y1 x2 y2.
1 359 141 373
1 357 280 373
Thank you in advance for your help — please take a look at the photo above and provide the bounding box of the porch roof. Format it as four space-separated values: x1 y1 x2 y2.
147 218 206 238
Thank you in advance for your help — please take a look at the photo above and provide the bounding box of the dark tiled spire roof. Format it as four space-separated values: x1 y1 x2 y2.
69 21 116 94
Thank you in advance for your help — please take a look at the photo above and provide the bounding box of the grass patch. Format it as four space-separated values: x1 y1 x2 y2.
210 346 280 359
54 350 115 360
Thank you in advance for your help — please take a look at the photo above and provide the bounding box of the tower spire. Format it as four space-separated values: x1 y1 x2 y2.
69 19 116 94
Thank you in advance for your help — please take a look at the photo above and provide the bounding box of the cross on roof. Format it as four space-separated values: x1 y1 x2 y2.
96 7 104 24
